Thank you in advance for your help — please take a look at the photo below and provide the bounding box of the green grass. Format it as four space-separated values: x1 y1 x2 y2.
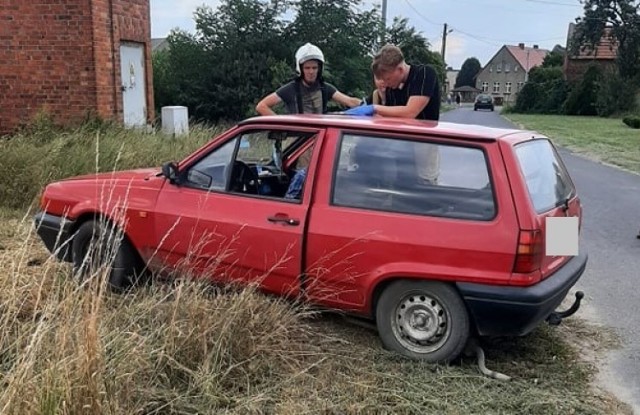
503 114 640 174
0 121 227 211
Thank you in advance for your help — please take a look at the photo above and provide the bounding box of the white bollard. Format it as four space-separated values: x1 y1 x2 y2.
161 106 189 137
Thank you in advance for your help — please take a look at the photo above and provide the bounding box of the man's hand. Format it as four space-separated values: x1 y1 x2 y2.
344 104 375 116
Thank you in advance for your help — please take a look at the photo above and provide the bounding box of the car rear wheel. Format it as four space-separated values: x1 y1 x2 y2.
376 280 469 363
72 220 140 291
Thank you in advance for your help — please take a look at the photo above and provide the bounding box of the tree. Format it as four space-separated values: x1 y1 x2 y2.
193 0 291 119
563 64 601 116
152 0 440 122
573 0 640 83
385 17 445 85
542 51 564 68
454 58 481 88
286 0 382 100
513 66 568 114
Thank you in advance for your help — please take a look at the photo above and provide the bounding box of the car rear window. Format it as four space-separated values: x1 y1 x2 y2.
515 139 575 213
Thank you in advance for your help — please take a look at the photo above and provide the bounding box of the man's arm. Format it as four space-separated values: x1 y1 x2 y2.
373 95 429 118
331 91 362 108
256 93 282 116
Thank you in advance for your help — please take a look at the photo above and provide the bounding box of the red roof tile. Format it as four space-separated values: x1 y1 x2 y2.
505 45 549 72
567 23 617 60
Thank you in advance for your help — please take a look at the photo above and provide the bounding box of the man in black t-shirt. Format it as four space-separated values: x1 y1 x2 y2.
367 44 441 184
371 44 441 120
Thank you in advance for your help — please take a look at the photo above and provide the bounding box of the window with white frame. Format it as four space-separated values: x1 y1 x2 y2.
514 65 519 72
489 65 493 73
517 82 524 91
482 82 488 92
496 63 502 73
493 82 500 93
505 82 512 93
505 63 510 72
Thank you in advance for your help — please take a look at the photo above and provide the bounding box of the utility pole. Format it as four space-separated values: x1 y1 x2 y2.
381 0 387 44
441 23 453 98
441 23 450 65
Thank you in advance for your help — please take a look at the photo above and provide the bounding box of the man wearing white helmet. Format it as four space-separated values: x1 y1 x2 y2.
256 43 362 115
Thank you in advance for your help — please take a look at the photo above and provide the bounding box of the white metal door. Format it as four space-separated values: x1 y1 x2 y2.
120 43 147 127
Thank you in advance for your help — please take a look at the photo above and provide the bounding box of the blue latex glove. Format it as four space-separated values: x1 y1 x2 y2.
344 104 375 116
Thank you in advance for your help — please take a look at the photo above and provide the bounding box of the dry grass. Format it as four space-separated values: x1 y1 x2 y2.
0 214 631 415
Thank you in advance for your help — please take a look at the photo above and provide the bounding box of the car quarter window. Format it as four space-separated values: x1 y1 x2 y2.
183 129 317 201
332 134 496 221
515 139 575 213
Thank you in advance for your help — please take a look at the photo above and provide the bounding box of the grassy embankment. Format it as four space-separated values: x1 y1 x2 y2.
504 113 640 174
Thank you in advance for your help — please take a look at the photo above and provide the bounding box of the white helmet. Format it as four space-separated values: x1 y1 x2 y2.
295 42 324 75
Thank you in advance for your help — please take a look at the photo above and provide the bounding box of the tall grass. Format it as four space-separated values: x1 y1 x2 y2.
0 120 227 211
0 216 318 414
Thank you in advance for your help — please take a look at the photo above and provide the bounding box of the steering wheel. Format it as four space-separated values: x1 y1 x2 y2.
230 160 259 194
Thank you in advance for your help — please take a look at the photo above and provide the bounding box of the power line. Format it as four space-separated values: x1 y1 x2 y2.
402 0 571 47
402 0 442 28
524 0 581 7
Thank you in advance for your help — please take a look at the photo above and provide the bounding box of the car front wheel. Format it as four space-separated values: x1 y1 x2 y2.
376 280 470 363
72 219 140 291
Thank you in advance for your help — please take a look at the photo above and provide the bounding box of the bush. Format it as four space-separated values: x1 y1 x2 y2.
563 65 601 116
595 71 638 117
622 115 640 129
513 67 568 114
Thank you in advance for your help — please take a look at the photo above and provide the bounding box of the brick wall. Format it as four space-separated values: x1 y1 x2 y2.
564 58 616 84
0 0 153 135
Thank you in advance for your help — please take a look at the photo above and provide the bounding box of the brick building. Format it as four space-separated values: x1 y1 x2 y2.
564 23 617 84
0 0 154 135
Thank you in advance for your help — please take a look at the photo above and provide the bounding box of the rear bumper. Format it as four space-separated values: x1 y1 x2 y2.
456 251 588 336
474 103 494 110
33 211 75 262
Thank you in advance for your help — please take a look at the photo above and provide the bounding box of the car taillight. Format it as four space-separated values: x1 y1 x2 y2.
511 230 543 284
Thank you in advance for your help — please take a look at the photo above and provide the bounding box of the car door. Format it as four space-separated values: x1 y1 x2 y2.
151 126 324 297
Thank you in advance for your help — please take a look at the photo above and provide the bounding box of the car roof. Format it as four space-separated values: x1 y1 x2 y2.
240 114 526 142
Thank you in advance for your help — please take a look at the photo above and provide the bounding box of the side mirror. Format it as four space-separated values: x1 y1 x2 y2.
161 161 179 184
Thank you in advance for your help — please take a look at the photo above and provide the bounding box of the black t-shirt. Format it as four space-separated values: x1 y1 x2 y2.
276 80 337 114
385 64 441 120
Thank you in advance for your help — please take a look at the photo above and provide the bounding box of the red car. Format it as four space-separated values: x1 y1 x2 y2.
34 115 586 363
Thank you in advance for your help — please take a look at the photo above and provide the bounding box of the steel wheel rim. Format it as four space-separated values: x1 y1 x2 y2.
391 291 451 354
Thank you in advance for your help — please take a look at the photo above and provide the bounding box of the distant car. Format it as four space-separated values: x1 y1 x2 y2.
474 94 495 111
34 115 586 363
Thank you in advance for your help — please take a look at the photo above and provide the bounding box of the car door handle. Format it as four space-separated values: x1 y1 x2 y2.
267 215 300 226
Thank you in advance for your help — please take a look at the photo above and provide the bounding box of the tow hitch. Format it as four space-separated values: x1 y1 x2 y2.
547 291 584 326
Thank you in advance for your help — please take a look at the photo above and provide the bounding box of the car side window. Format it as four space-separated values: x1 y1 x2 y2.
185 137 237 191
333 134 496 220
183 129 317 200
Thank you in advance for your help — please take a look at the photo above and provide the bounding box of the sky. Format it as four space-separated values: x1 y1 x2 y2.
149 0 585 69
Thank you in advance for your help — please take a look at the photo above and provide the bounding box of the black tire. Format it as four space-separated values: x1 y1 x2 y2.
72 220 140 291
376 280 470 363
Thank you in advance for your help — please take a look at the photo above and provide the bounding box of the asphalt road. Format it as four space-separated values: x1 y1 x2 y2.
442 105 640 414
